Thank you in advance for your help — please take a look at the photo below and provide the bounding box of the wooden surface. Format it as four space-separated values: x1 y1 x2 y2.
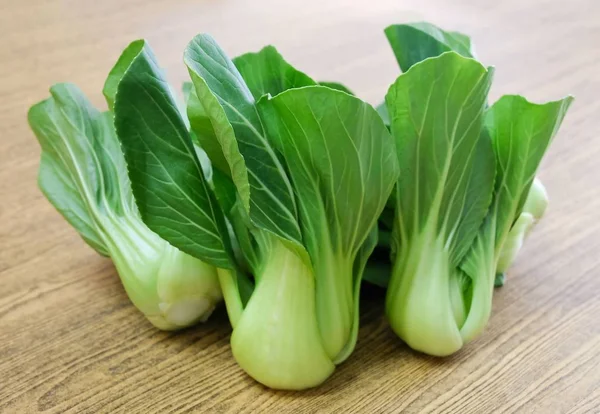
1 0 599 412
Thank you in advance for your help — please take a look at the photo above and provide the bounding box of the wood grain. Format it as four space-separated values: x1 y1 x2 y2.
1 0 599 412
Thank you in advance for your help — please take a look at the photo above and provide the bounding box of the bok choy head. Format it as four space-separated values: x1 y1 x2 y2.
384 50 572 356
28 47 222 330
368 21 559 290
113 36 398 389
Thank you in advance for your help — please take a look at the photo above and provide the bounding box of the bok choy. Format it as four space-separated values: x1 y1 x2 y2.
29 20 573 388
111 36 398 389
384 51 572 355
367 22 556 289
28 59 222 330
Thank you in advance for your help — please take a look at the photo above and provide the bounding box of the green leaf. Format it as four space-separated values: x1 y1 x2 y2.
232 45 316 100
184 34 303 247
185 44 317 181
257 85 398 359
458 94 573 343
463 95 573 276
376 22 477 129
103 40 146 111
185 45 316 163
258 85 398 266
185 45 315 197
386 52 495 264
113 40 233 269
38 152 109 256
28 83 120 256
185 40 325 275
319 82 354 95
93 111 136 215
186 84 225 162
486 95 573 249
448 30 476 56
184 48 249 210
384 22 475 73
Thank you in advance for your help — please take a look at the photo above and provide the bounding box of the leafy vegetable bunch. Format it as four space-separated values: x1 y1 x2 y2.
29 22 571 390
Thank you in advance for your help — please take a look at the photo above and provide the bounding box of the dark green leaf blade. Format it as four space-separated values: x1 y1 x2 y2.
486 94 574 249
376 22 477 129
233 45 316 100
384 22 475 72
448 31 476 56
258 86 398 260
113 40 233 269
103 40 146 111
184 34 303 246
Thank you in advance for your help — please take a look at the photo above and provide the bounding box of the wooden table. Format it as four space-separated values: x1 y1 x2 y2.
1 0 599 412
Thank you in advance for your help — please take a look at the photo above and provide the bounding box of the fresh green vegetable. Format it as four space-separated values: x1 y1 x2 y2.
384 52 495 356
364 22 481 289
28 78 222 330
368 22 554 290
457 96 571 345
112 36 398 389
30 20 572 388
384 51 572 355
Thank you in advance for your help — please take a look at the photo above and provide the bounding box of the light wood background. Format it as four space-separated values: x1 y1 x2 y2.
1 0 599 412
